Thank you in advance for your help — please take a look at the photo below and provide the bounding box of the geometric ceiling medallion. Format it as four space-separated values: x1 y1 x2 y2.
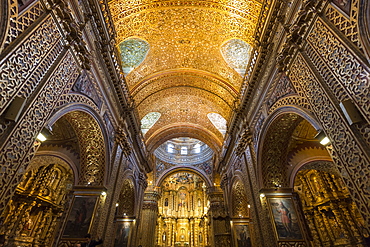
141 112 161 135
118 38 149 75
221 39 251 77
208 112 227 136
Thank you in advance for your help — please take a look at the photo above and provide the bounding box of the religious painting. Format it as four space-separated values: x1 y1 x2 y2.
332 0 352 17
268 198 303 240
233 224 252 247
61 196 98 239
114 219 134 247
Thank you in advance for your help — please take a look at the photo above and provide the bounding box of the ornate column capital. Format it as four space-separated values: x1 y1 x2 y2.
137 172 148 190
142 188 161 211
235 127 252 157
207 186 227 218
276 0 326 72
220 174 229 191
49 0 91 69
115 127 131 156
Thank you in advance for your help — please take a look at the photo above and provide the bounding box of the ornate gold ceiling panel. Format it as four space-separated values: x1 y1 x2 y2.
108 0 263 151
133 73 236 109
137 88 230 121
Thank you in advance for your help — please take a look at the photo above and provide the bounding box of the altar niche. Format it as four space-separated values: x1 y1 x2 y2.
156 171 210 247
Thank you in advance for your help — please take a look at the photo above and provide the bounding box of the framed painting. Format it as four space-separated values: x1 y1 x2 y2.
114 218 135 247
267 197 303 240
233 223 252 247
61 195 99 239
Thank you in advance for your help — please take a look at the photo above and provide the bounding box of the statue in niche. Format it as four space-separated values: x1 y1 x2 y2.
180 229 185 241
21 218 33 236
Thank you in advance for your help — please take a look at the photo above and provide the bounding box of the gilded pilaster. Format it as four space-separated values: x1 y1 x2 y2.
138 188 160 247
207 185 231 247
244 139 276 247
303 210 322 246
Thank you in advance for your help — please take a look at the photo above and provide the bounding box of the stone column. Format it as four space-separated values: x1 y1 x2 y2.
137 188 161 247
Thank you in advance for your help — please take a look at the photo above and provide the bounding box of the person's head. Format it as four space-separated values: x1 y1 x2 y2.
84 234 91 241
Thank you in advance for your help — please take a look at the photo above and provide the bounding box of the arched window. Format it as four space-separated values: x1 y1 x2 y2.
167 143 175 153
181 146 187 155
194 143 201 154
118 38 150 74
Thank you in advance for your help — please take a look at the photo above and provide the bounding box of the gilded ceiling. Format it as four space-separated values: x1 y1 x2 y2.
108 0 263 152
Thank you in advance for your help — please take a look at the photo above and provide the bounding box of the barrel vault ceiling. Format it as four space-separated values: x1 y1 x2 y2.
108 0 263 153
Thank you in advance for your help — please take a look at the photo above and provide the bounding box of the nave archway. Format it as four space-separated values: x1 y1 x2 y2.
258 111 369 246
0 108 108 247
293 161 367 246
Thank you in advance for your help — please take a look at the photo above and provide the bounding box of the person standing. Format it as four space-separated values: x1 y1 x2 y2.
81 234 103 247
277 202 292 237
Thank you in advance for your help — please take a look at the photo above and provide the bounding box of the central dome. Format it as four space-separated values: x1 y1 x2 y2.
154 137 213 165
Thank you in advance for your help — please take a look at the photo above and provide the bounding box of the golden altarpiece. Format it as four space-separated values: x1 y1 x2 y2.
0 0 370 247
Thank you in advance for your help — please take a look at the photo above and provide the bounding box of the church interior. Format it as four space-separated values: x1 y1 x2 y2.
0 0 370 246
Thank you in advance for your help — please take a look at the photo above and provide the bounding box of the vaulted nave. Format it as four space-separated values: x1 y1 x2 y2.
0 0 370 246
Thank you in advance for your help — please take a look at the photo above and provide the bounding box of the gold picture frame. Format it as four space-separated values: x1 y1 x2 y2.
61 195 99 239
267 197 304 240
114 217 135 247
232 220 252 247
